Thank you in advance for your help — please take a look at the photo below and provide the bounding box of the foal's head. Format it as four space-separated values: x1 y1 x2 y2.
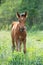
16 12 27 32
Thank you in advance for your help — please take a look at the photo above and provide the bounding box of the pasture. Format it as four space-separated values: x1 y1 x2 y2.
0 30 43 65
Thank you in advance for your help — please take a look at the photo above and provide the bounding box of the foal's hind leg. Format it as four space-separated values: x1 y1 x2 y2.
11 29 15 52
12 38 15 52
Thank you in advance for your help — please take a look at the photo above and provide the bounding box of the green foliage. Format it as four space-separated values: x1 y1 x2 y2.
0 0 22 29
0 0 43 30
8 52 29 65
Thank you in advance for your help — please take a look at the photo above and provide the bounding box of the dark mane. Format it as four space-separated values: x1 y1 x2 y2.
20 13 25 16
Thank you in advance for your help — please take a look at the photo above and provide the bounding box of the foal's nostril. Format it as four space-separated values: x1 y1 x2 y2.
22 28 24 31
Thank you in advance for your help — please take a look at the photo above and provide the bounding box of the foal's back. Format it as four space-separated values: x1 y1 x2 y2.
12 21 19 30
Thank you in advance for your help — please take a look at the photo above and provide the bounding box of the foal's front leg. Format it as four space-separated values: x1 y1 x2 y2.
23 39 26 53
16 40 21 51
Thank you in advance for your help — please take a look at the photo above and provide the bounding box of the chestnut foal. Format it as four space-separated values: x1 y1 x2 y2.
11 12 27 53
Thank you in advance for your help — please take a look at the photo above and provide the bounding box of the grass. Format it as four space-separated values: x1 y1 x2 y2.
0 30 43 65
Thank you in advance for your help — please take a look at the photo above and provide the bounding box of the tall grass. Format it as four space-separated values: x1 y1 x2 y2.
0 31 43 65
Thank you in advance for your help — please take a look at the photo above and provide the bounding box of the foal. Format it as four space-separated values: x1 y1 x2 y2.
11 12 27 53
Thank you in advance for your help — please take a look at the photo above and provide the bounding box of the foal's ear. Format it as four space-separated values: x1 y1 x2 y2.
16 12 20 18
25 11 28 18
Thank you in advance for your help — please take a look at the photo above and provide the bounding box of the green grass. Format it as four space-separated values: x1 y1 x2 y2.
0 30 43 65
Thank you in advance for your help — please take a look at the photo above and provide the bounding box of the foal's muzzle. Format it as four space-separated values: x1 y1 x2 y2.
20 28 24 32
